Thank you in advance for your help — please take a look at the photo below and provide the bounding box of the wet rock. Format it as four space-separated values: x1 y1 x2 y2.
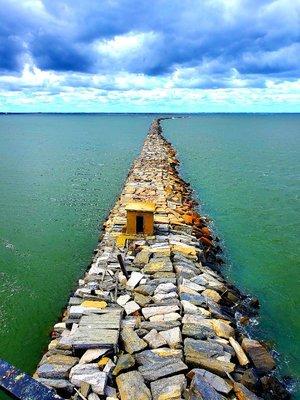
240 369 259 391
249 297 260 309
189 371 224 399
234 382 261 400
143 329 168 348
121 326 147 354
113 354 135 376
184 338 235 377
188 368 232 395
242 338 276 372
150 374 186 400
116 370 151 400
260 376 291 400
229 337 249 366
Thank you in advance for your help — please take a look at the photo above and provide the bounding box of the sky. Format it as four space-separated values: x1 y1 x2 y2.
0 0 299 113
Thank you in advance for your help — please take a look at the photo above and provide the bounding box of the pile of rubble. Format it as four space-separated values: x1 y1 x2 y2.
34 119 289 400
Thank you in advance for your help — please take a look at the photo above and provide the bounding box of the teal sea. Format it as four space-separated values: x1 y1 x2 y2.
0 114 299 399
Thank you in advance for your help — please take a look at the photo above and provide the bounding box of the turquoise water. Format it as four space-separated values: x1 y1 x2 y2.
163 114 300 397
0 114 299 399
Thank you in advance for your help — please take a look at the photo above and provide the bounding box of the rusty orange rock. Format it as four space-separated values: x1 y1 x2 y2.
200 236 212 247
201 226 211 236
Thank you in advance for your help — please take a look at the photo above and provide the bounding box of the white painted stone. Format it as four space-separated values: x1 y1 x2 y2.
117 294 131 307
79 348 108 364
154 282 177 294
142 305 179 319
124 300 140 315
149 312 181 322
126 271 144 289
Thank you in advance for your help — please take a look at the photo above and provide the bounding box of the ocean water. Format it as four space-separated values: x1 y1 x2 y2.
0 113 299 399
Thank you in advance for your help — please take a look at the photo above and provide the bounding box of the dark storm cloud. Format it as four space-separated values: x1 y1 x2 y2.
0 0 299 85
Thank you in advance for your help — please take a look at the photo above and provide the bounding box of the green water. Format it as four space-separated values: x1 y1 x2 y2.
0 114 299 398
163 114 300 397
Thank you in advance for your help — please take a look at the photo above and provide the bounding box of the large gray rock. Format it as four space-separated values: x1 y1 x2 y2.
135 348 187 382
180 292 207 306
36 362 74 379
182 322 216 340
116 371 151 400
150 374 186 400
189 369 232 394
184 338 235 377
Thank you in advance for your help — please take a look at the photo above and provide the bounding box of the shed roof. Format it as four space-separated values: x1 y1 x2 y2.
125 201 156 212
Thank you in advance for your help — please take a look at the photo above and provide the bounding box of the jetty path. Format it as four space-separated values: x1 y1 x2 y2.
1 119 288 400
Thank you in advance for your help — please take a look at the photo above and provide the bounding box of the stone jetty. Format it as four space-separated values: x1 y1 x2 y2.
33 119 290 400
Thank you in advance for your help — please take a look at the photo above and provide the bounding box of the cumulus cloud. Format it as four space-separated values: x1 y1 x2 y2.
0 0 299 111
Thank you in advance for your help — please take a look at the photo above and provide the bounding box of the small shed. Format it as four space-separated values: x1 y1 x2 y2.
125 201 155 235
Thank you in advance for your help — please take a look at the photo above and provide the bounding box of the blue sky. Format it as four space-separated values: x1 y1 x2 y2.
0 0 299 112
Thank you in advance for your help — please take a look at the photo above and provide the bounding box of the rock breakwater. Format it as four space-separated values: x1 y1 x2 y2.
33 119 290 400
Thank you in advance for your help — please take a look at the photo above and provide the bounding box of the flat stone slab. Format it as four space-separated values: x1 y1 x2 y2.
70 327 119 349
142 305 179 319
79 312 122 330
135 348 188 382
